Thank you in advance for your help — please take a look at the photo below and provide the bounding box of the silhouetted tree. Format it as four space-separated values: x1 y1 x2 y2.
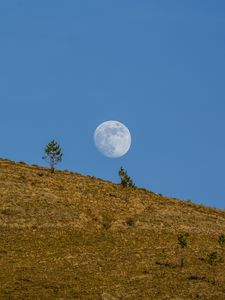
118 167 135 188
177 233 189 268
42 140 62 173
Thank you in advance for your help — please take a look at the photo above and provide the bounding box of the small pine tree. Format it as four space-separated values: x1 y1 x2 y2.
177 233 189 268
118 167 135 188
206 251 219 283
42 140 63 173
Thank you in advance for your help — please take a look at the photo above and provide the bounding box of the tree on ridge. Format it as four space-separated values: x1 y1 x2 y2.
118 167 135 188
42 140 63 173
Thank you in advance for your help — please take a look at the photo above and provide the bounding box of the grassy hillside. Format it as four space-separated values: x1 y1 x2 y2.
0 159 225 299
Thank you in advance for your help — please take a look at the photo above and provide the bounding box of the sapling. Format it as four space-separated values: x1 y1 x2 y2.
118 167 135 188
177 233 189 268
206 251 219 284
42 140 63 173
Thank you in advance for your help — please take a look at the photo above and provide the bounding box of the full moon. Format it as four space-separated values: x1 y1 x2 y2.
94 121 132 158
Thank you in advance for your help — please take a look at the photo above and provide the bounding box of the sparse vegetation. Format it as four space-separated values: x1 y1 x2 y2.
118 166 135 188
42 140 63 173
0 159 225 299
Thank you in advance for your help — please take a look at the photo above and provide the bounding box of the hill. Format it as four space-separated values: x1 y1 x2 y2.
0 159 225 299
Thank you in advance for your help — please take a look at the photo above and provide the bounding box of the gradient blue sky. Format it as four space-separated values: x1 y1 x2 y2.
0 1 225 208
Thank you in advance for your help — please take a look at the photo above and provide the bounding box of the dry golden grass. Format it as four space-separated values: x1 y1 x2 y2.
0 159 225 299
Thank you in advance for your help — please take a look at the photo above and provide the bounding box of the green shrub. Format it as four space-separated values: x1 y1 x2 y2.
218 234 225 247
178 233 189 249
207 251 219 266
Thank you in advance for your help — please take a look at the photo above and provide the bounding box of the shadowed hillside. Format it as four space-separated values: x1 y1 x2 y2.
1 159 225 299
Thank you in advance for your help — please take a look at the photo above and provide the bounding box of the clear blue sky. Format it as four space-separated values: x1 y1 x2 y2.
0 1 225 208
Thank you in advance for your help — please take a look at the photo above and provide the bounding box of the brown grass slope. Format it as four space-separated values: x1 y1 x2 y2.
0 159 225 300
